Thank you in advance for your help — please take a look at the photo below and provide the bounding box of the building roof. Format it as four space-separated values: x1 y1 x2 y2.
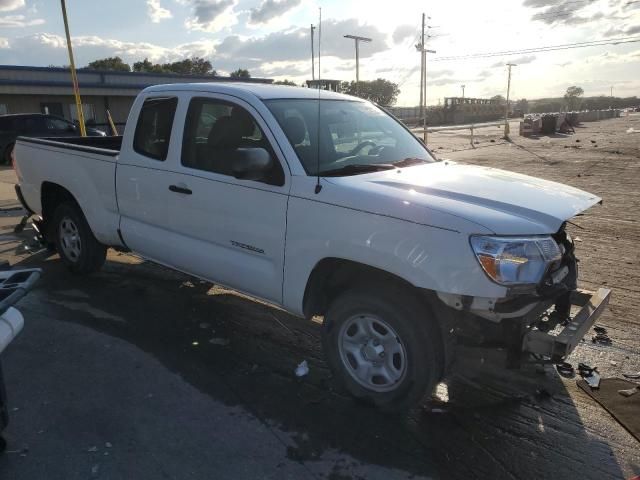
145 82 361 101
0 64 272 97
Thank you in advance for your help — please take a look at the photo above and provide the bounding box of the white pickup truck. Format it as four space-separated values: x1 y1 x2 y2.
14 83 610 410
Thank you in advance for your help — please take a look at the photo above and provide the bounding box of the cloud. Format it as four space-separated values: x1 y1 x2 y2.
429 69 454 78
216 17 387 68
0 33 216 67
184 0 237 32
392 24 415 44
604 23 640 36
0 14 44 27
524 0 612 25
0 0 24 12
491 55 536 67
147 0 172 23
249 0 300 25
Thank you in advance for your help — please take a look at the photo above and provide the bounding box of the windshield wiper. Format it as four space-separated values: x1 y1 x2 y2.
392 157 428 168
319 163 396 177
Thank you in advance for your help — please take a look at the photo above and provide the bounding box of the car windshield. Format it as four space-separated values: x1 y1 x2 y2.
264 99 434 176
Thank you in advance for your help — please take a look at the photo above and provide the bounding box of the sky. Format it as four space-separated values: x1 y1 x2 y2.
0 0 639 106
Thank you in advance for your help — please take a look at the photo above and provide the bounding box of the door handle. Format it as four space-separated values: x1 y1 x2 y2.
169 185 192 195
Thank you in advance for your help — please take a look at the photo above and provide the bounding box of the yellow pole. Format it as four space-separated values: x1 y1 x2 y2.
60 0 86 137
106 109 118 136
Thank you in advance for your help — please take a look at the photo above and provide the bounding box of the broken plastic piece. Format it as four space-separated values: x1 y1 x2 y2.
617 386 640 397
592 332 612 345
295 360 309 377
556 362 575 377
578 363 600 389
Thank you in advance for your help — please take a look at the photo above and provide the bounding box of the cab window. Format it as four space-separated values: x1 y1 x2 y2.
133 97 178 161
181 97 284 186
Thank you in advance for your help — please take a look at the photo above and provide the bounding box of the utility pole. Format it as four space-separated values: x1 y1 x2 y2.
610 85 613 97
504 63 516 138
417 13 425 124
60 0 86 136
310 24 316 81
344 34 372 96
461 84 465 99
416 13 435 144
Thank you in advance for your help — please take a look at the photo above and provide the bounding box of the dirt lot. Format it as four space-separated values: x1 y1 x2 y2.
0 114 638 479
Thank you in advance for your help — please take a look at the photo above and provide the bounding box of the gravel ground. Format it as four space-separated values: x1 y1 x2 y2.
0 113 638 480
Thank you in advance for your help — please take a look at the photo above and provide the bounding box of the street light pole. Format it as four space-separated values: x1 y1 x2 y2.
344 34 372 96
461 84 465 99
504 63 516 138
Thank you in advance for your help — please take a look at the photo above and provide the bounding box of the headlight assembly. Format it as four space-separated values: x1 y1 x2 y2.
470 235 562 286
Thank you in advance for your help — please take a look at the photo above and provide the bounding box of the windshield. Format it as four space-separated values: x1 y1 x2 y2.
265 99 434 176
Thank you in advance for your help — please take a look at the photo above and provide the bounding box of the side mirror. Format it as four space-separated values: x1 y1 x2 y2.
232 148 274 181
67 125 76 132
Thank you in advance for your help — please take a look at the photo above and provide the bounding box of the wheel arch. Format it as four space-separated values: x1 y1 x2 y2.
40 182 81 239
303 257 422 319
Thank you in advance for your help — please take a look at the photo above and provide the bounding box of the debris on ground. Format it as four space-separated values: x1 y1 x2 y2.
295 360 309 377
578 363 601 389
594 325 607 335
622 372 640 379
556 362 575 377
617 386 640 397
592 332 612 345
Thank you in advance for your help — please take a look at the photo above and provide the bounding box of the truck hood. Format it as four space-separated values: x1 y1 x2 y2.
324 161 601 234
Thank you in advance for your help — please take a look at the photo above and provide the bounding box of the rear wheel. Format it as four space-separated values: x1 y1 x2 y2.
53 202 106 274
322 286 442 412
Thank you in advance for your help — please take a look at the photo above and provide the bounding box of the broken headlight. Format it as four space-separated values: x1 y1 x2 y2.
470 235 562 286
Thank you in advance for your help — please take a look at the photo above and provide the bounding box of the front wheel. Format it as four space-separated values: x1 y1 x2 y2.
53 202 107 274
322 286 443 412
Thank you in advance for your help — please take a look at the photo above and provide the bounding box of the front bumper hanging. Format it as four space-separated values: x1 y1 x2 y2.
522 288 611 361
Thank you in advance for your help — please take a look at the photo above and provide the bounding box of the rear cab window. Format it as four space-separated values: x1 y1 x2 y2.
133 97 178 161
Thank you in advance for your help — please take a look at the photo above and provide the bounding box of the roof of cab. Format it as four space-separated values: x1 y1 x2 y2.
143 82 362 102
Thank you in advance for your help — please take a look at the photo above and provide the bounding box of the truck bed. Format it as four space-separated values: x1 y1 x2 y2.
17 135 123 155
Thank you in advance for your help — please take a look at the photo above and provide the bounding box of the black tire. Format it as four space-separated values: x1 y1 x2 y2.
322 285 443 412
52 202 107 274
2 143 14 166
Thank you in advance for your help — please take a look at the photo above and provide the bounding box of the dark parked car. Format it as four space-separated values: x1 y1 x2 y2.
0 113 106 164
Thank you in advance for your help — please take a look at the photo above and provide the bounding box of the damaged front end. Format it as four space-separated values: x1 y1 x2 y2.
438 224 611 367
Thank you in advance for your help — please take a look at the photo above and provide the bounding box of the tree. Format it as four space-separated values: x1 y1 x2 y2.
341 78 400 106
564 86 584 111
164 57 214 75
273 79 297 86
132 57 216 76
515 98 529 114
491 94 506 105
85 57 131 72
230 68 251 79
133 58 168 73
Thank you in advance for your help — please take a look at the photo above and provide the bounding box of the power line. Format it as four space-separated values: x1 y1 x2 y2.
431 36 640 62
